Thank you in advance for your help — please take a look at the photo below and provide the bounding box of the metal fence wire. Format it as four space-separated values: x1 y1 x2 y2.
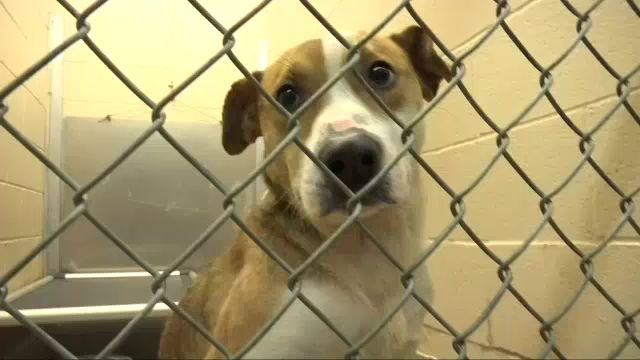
1 0 639 359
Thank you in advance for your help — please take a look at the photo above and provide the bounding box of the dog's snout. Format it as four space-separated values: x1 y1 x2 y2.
319 133 382 193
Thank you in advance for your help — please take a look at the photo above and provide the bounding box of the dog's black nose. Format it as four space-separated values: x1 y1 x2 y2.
319 132 382 193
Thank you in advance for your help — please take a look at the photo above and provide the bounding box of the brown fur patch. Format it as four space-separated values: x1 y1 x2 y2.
258 39 328 197
222 71 264 155
346 35 426 114
391 26 452 101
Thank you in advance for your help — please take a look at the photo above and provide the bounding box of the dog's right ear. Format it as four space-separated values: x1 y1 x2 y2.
222 71 264 155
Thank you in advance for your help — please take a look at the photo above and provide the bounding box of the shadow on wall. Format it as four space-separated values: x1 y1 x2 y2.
591 100 640 242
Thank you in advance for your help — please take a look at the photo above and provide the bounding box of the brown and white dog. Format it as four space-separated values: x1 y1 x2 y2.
158 25 451 359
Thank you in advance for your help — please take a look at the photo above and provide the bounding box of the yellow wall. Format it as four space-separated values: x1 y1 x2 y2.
0 0 50 292
56 0 268 122
414 1 640 358
55 0 494 122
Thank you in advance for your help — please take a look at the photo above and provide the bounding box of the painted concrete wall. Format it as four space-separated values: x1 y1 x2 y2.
0 0 51 292
412 1 640 358
54 0 267 122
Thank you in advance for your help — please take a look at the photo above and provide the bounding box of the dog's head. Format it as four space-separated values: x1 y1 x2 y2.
222 26 451 223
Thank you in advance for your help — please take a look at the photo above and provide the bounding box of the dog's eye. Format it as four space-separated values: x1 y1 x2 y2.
368 61 395 88
276 84 301 111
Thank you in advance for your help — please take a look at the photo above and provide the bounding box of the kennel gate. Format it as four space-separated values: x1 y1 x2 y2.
0 0 639 359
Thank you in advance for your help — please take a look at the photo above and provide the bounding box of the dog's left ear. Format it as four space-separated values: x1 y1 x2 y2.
222 71 264 155
391 25 452 101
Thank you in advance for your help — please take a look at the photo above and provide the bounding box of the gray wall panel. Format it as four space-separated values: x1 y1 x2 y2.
60 117 257 272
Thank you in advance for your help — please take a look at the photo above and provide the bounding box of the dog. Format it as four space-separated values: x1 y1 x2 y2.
158 25 451 359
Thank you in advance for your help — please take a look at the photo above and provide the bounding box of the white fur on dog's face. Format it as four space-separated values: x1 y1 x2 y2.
294 36 427 221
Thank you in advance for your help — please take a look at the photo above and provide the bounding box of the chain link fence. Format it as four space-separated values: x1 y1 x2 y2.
1 0 639 358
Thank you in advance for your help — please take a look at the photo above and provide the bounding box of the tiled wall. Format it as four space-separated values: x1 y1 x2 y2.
0 0 51 292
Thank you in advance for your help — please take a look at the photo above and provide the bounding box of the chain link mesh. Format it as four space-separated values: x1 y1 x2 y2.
0 0 638 359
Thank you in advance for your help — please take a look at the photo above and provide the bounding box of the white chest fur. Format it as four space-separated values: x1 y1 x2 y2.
244 219 429 359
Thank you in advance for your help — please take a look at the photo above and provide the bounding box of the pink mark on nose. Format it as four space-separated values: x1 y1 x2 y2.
332 119 359 132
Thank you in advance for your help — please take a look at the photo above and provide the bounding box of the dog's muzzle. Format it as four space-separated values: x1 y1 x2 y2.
317 129 393 214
